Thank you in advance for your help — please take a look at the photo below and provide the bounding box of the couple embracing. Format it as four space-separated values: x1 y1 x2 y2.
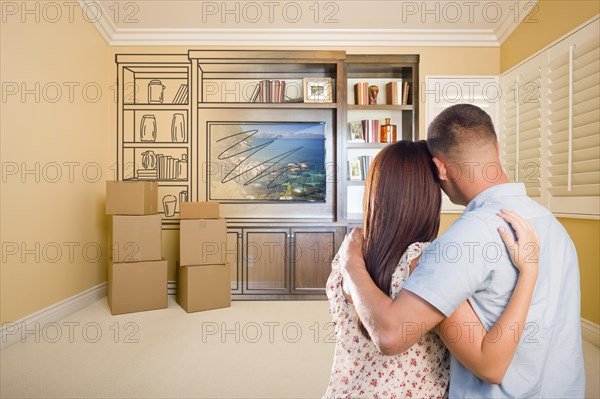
324 104 585 398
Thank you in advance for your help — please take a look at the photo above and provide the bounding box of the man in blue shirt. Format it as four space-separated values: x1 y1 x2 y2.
338 104 585 397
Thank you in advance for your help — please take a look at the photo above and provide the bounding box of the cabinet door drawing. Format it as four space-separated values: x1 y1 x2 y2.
244 229 289 293
227 229 243 294
291 228 342 294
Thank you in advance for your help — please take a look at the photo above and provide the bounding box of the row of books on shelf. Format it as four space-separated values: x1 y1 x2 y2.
348 156 373 181
354 81 410 105
250 80 287 103
387 81 410 106
172 84 189 104
136 154 188 181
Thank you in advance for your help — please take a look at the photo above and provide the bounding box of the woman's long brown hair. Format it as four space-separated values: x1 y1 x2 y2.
357 140 442 339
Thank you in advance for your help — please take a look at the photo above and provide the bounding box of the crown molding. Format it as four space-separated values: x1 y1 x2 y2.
81 0 543 47
77 0 501 47
495 0 538 45
93 26 501 47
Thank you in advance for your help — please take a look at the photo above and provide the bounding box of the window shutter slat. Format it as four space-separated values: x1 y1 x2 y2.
549 184 600 197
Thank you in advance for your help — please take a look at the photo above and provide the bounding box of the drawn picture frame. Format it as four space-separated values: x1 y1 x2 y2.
303 77 333 103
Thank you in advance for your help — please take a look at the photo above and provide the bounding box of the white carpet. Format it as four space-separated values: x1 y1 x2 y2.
1 297 335 398
1 297 598 398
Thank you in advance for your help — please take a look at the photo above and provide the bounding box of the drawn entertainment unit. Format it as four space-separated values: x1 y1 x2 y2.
115 50 419 299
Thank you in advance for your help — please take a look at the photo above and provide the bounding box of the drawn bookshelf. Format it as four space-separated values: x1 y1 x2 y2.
116 55 192 219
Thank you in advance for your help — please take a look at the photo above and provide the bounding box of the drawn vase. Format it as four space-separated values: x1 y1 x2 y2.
171 113 186 142
141 150 157 169
178 154 188 180
140 115 157 142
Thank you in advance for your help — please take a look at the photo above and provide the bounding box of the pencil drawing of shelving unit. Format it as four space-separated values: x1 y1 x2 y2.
115 51 420 299
116 55 192 220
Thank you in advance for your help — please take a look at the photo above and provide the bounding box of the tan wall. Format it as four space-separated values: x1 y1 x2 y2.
0 13 110 324
439 213 460 234
500 0 599 72
559 218 600 324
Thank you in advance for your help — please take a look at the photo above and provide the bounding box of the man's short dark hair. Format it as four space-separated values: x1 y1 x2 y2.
427 104 497 158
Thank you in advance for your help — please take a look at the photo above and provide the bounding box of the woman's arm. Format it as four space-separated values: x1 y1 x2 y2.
338 229 445 355
436 209 540 385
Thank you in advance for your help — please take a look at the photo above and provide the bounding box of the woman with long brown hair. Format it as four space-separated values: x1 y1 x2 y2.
323 141 539 398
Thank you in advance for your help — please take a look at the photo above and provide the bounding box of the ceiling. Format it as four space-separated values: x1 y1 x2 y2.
81 0 536 46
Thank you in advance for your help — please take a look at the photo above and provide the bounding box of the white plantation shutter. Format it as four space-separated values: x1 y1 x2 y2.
500 54 544 202
501 18 599 217
518 65 543 198
547 19 600 215
500 72 518 183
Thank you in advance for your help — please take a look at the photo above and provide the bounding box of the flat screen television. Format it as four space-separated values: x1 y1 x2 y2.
207 122 326 202
197 108 335 220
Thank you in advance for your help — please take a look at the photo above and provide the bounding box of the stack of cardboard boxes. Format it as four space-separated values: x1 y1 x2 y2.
177 201 231 313
105 181 167 315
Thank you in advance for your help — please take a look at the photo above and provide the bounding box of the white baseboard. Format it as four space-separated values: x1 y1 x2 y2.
0 283 107 350
582 318 600 347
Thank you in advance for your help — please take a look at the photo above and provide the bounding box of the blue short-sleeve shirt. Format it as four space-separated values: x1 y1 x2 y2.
403 183 585 398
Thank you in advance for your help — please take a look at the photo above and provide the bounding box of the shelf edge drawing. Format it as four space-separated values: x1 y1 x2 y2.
207 122 326 202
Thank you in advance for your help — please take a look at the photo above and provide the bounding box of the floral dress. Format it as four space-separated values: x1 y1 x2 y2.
323 242 450 399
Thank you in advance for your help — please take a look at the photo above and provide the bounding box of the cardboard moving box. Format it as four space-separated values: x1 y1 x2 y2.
180 218 227 266
180 201 220 219
177 264 231 313
112 215 162 263
106 181 158 215
108 259 168 315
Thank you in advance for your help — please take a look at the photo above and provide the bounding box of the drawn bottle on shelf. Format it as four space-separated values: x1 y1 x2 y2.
171 113 186 142
148 80 165 104
380 118 397 143
178 154 188 180
140 115 157 142
179 190 188 204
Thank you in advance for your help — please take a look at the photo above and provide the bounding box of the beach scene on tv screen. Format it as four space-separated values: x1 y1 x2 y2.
208 122 326 202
